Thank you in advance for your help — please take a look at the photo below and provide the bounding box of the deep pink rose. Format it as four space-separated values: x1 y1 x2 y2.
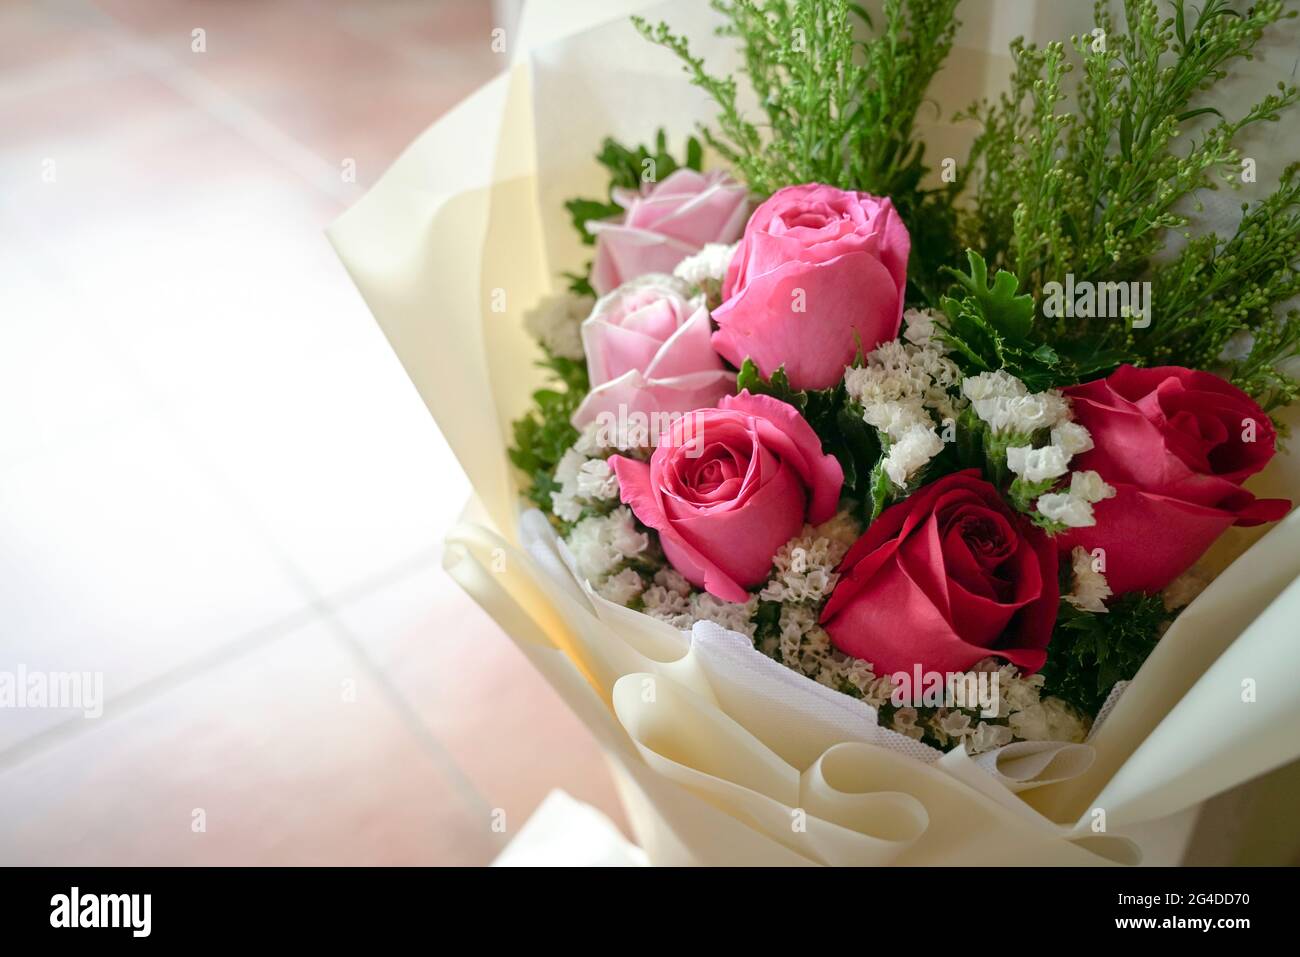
1060 365 1290 595
711 183 910 391
570 275 734 429
589 169 750 295
821 470 1059 675
609 392 843 602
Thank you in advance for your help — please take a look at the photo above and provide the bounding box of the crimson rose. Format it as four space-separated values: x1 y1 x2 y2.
1060 365 1290 595
821 470 1059 675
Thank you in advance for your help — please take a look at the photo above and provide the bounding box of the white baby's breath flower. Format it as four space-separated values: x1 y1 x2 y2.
1035 471 1115 527
551 448 589 522
777 604 832 676
837 656 886 705
902 308 940 347
1008 696 1087 742
975 391 1070 435
968 722 1014 753
574 457 618 501
1068 470 1116 503
690 591 758 639
939 710 974 740
653 566 692 596
762 534 846 604
1051 420 1094 456
1064 545 1112 613
845 337 962 438
1035 491 1096 528
861 397 931 437
564 517 618 582
596 567 645 605
891 707 925 741
1006 444 1070 483
637 567 698 631
607 508 649 559
961 370 1027 403
672 242 739 286
573 420 608 456
883 423 944 487
551 426 629 522
565 506 648 583
523 292 592 361
1002 673 1044 716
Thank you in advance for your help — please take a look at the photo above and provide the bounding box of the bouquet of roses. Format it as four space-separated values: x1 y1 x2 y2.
512 0 1295 754
333 0 1300 864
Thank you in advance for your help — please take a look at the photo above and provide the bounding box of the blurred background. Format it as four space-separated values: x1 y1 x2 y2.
0 0 628 865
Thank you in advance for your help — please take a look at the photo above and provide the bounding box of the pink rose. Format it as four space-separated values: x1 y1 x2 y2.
712 183 910 390
570 275 735 429
1060 365 1290 595
590 169 750 295
609 392 844 602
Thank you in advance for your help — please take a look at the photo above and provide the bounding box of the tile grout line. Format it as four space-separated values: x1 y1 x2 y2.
0 603 320 771
0 545 448 772
77 0 357 208
319 613 508 847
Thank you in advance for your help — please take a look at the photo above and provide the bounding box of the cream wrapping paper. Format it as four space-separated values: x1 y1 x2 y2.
330 0 1300 864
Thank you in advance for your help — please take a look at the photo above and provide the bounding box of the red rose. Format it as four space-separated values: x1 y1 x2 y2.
1061 365 1290 595
821 470 1059 675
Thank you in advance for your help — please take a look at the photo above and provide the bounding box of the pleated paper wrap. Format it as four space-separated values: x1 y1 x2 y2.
329 0 1300 865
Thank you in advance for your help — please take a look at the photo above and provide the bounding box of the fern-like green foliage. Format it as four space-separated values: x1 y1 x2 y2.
633 0 965 302
508 354 589 519
938 250 1127 391
1040 594 1172 716
960 0 1300 406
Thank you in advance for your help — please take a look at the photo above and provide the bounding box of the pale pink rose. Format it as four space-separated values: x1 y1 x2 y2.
712 183 910 390
589 169 750 295
571 275 734 430
609 392 844 603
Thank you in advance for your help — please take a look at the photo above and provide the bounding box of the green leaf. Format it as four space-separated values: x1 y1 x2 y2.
867 456 892 520
685 135 704 171
506 350 590 524
945 250 1035 342
1174 106 1224 123
832 403 881 494
564 197 620 246
1041 593 1171 716
736 357 762 394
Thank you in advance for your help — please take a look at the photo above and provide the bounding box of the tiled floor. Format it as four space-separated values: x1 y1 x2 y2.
0 0 627 865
